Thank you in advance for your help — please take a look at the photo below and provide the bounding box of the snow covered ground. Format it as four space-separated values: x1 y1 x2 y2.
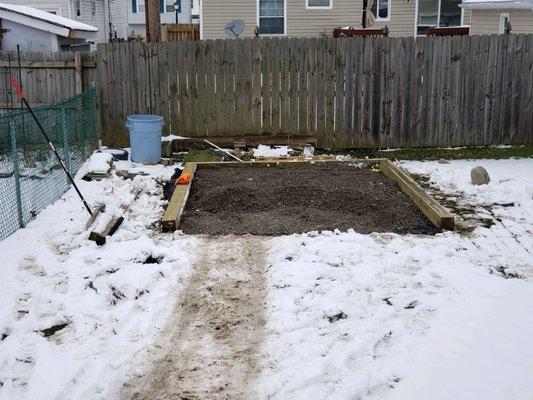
0 159 195 400
257 158 533 400
0 156 531 400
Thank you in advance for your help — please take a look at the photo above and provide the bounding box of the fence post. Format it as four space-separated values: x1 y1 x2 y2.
75 52 83 94
60 108 72 175
9 122 24 229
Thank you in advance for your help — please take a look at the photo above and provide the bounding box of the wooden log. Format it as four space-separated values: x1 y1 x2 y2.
161 162 198 231
379 159 454 230
88 187 142 245
88 216 124 246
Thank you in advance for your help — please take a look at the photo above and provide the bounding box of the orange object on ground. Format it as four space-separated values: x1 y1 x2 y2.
176 172 191 185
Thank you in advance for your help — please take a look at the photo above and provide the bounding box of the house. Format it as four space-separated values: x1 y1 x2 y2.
2 0 197 44
461 0 533 34
200 0 472 39
1 0 129 43
0 3 97 51
128 0 193 37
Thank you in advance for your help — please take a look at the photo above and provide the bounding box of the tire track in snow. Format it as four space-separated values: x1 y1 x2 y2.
123 235 267 400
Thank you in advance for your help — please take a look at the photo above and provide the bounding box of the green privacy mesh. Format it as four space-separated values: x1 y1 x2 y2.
0 88 98 241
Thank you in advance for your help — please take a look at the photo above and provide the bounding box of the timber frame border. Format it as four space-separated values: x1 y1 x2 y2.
161 158 454 232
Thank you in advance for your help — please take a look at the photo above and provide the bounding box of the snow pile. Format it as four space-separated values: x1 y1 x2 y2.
257 158 533 400
253 145 292 158
0 155 193 400
401 159 533 211
83 152 113 175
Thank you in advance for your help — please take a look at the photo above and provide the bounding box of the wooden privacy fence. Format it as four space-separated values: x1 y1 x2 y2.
0 51 97 112
162 24 200 42
96 34 533 148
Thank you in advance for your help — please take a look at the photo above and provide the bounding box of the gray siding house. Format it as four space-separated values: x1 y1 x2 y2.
0 3 97 51
5 0 196 44
200 0 472 39
8 0 129 42
462 0 533 34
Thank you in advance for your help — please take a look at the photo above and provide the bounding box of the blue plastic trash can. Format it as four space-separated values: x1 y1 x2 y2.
126 115 164 163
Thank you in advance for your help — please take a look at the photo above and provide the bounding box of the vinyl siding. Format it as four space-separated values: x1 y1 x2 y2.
201 0 257 39
470 9 533 34
26 0 71 16
78 0 129 43
202 0 417 39
462 8 471 25
372 0 416 37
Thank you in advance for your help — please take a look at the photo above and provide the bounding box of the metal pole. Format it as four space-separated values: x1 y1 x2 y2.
60 107 72 175
203 139 245 163
9 122 24 228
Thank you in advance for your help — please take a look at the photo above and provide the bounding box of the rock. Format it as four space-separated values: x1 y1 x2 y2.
438 158 449 164
471 166 490 185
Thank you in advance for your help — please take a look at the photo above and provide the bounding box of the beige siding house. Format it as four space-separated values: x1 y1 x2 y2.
201 0 470 39
462 0 533 34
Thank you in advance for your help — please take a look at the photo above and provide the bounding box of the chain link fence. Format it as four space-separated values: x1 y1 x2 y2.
0 88 98 241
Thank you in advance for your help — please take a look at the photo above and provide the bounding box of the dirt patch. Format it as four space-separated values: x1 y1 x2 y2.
122 236 267 400
180 163 439 235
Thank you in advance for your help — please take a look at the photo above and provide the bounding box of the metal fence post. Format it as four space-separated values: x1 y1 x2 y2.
60 107 72 175
9 122 24 229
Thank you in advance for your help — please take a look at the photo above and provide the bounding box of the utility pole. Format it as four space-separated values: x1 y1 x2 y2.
145 0 161 42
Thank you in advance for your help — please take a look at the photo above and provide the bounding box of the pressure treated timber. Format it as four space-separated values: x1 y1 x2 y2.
379 159 455 230
160 159 455 232
170 133 317 151
161 162 197 231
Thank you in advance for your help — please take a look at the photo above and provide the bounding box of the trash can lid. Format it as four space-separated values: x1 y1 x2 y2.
127 115 163 123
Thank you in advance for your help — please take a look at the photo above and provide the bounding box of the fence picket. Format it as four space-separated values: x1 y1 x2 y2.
5 35 530 149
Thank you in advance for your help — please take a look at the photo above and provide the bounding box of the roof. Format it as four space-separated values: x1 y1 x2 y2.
461 0 533 9
0 3 97 37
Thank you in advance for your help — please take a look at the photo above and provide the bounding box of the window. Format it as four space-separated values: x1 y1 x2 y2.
165 0 175 13
133 0 144 13
439 0 461 26
258 0 285 35
371 0 389 20
499 13 509 33
306 0 332 9
416 0 462 35
132 0 174 13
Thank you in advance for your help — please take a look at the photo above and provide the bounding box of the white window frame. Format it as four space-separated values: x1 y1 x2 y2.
133 0 173 14
373 0 391 22
133 0 145 13
257 0 287 36
413 0 465 36
499 12 509 34
305 0 333 10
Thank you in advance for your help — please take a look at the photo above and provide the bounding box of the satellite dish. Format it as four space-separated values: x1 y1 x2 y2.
224 20 245 38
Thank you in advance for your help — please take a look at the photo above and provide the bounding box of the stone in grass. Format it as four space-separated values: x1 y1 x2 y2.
438 158 450 164
471 166 490 185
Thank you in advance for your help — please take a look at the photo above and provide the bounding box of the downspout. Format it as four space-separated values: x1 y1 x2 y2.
107 0 113 41
362 0 367 28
